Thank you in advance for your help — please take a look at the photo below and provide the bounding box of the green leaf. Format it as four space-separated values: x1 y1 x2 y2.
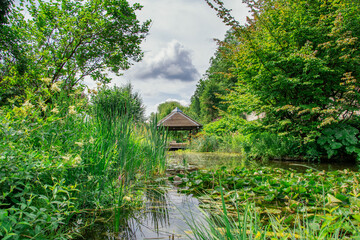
327 194 342 204
352 215 360 221
329 142 342 150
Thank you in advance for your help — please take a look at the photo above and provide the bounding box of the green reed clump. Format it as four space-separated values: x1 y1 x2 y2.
0 88 167 239
190 134 219 152
186 201 357 239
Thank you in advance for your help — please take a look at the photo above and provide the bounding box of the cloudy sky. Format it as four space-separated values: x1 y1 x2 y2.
106 0 250 116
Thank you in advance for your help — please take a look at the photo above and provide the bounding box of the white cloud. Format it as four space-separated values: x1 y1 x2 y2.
112 0 250 116
132 40 199 82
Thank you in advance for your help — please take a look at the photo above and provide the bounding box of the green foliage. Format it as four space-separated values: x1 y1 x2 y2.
202 0 360 160
317 124 360 159
0 0 150 104
193 116 298 159
0 0 12 24
92 83 145 122
155 101 187 120
202 116 249 136
0 91 167 238
189 30 238 123
190 134 219 152
175 167 360 238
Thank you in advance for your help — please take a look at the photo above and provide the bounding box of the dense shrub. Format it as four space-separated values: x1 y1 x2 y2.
190 134 219 152
0 91 167 239
92 83 145 123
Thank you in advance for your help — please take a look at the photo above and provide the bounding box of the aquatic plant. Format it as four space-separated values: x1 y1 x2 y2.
174 167 360 238
0 92 167 239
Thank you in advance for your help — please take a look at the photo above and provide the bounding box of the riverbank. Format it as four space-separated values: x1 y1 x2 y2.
168 152 360 239
78 152 360 239
0 104 167 239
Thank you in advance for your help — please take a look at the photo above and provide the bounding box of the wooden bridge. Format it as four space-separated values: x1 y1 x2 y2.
168 141 188 151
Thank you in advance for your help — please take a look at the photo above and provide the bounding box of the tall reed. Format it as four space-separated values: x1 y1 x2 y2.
0 87 168 239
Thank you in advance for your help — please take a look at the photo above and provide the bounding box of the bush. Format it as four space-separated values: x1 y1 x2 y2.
92 83 145 123
191 134 219 152
0 91 167 239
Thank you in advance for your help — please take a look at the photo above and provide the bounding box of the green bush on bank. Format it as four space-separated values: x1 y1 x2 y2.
190 114 360 161
0 86 167 239
190 116 300 159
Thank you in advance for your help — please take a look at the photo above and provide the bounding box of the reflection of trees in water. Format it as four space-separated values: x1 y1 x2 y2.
138 187 170 234
114 213 137 239
82 184 202 239
112 186 170 239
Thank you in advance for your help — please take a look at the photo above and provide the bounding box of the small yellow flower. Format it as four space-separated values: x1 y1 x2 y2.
123 196 131 202
89 137 95 144
61 154 71 162
50 82 61 92
42 78 52 85
51 107 59 114
74 88 83 95
75 141 84 147
23 100 34 109
74 155 82 163
68 105 76 115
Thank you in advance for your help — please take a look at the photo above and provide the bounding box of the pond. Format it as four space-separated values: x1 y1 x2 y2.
81 184 205 240
168 152 360 172
82 152 359 239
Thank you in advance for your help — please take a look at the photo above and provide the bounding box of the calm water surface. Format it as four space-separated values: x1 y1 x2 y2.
82 185 204 240
168 152 360 172
83 152 359 239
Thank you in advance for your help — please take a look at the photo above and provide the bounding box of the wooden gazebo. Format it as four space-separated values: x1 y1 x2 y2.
157 107 202 150
157 107 202 131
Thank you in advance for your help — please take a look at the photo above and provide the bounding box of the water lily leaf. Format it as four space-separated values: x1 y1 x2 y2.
352 215 360 221
327 194 342 204
194 179 202 185
263 208 282 214
264 194 275 202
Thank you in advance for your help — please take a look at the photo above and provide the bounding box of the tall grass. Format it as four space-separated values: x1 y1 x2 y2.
186 195 358 240
190 134 219 152
0 90 167 239
191 131 300 160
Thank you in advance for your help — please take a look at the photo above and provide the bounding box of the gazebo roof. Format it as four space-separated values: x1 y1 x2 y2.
157 107 202 131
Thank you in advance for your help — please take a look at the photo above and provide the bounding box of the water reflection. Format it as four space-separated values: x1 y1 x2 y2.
82 184 203 240
168 152 359 172
81 152 358 239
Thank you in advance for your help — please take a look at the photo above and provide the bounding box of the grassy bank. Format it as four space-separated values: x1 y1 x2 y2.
0 95 167 239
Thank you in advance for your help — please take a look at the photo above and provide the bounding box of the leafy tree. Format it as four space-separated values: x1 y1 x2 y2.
189 30 238 123
92 83 145 122
0 0 12 24
0 0 26 106
0 0 150 104
206 0 360 149
155 101 189 121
